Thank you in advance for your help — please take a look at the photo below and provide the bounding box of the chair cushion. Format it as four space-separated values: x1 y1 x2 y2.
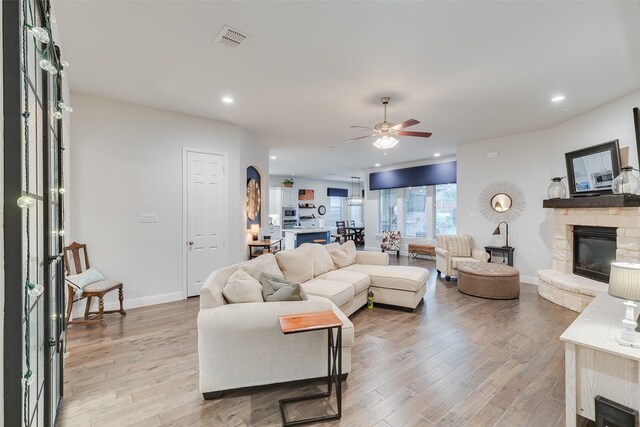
65 267 105 288
451 257 480 269
259 273 303 302
300 279 354 308
437 235 473 257
276 250 314 284
83 279 122 292
381 230 401 251
300 243 335 277
341 265 428 292
222 269 264 304
241 253 284 281
316 270 370 295
329 240 357 268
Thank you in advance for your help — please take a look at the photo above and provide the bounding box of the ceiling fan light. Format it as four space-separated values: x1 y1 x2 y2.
373 135 399 150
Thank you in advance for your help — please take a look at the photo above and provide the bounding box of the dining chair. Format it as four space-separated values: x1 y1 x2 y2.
333 220 354 243
64 242 126 327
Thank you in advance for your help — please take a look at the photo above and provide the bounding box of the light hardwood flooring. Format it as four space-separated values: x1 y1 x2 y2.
59 257 581 426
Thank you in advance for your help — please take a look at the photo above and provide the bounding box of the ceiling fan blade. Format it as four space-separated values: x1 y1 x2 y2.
343 135 373 143
350 125 373 130
392 119 420 131
398 130 433 138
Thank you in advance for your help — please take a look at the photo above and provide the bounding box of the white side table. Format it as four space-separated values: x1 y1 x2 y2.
560 292 640 426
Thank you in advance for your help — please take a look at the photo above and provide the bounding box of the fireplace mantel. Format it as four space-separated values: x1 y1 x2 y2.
543 194 640 208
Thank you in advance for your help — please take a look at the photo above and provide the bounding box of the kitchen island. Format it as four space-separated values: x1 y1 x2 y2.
283 228 332 250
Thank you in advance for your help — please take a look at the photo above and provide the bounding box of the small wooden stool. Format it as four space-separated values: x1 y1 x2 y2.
313 239 327 244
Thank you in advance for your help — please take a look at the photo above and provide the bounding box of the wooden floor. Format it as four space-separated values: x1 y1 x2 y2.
59 257 580 427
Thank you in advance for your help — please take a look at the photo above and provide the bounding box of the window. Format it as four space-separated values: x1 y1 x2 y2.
327 196 345 226
435 184 457 235
348 205 363 226
378 189 398 233
378 184 456 238
404 186 431 238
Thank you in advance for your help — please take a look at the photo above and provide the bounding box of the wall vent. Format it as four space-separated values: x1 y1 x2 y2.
214 26 250 49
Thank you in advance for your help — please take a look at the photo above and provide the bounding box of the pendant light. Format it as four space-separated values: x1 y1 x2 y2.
347 177 364 206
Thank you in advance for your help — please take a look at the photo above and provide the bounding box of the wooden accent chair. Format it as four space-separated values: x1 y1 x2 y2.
63 242 126 327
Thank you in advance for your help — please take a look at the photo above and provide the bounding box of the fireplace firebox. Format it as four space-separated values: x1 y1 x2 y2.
573 226 617 283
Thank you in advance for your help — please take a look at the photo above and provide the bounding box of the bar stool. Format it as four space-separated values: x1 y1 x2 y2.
313 239 327 244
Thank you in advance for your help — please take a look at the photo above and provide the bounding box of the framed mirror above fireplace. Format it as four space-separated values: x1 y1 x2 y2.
565 140 621 197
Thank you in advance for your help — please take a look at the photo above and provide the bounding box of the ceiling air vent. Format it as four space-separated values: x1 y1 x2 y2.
214 26 250 49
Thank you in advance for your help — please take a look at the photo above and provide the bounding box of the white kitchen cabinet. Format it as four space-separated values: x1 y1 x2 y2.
268 188 281 215
282 187 296 207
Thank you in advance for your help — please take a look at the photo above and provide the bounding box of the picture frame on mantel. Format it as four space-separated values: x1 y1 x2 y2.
565 140 621 198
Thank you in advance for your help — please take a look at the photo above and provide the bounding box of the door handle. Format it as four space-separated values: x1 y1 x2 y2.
188 241 194 246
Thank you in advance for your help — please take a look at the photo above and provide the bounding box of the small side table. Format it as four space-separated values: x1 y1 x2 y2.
278 311 343 426
485 246 515 266
248 239 282 259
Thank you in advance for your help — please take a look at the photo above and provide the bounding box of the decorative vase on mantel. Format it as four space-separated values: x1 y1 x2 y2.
612 166 639 195
547 177 567 199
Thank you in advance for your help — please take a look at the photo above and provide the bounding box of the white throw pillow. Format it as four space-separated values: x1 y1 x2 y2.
240 253 284 281
300 243 335 277
65 267 105 288
276 249 315 284
329 240 358 268
223 269 264 304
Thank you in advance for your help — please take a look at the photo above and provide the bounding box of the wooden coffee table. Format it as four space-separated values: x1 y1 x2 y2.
278 311 343 426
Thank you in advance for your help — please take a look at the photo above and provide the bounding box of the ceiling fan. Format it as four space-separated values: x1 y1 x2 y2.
344 96 432 150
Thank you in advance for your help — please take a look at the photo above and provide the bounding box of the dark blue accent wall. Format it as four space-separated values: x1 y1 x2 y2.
246 166 261 228
369 161 457 190
327 187 348 197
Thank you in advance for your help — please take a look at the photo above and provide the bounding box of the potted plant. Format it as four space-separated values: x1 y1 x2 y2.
282 178 294 188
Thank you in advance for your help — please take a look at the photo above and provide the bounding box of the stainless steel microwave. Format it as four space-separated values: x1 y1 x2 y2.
283 208 297 218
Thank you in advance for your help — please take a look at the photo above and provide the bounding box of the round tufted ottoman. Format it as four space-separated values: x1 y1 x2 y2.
457 262 520 299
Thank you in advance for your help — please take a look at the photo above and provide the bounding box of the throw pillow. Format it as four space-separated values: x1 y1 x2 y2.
65 267 105 288
259 273 303 302
275 249 314 284
240 253 284 281
223 269 264 304
329 240 358 268
300 243 335 276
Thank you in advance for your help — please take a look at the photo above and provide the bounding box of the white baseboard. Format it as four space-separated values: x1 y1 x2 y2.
520 275 538 285
71 291 184 318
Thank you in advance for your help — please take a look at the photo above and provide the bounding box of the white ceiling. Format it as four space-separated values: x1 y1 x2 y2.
55 1 640 179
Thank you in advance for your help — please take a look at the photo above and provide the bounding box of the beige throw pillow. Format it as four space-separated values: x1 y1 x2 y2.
300 243 335 277
240 253 284 281
329 240 357 268
222 269 264 303
276 249 314 284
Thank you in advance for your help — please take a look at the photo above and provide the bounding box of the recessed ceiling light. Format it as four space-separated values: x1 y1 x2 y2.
551 95 566 103
222 96 234 104
374 163 381 167
434 153 441 157
270 155 277 160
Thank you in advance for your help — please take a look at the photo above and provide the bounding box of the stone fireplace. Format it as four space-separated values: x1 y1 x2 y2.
538 203 640 312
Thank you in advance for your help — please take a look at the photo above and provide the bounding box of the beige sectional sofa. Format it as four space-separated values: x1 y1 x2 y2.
198 242 429 398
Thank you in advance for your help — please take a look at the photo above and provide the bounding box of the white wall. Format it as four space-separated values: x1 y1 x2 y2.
458 89 640 283
70 93 268 309
269 176 361 227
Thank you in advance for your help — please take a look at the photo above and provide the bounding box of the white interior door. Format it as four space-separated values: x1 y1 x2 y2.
186 151 225 297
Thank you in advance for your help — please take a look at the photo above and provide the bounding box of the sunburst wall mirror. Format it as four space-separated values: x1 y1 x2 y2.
478 181 525 224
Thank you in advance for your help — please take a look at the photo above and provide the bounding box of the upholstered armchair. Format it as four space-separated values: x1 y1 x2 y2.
381 230 400 258
435 234 489 281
